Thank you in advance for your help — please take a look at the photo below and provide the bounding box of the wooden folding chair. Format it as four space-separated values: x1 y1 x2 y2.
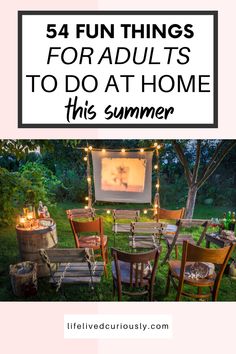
112 209 140 245
111 247 161 301
156 207 185 221
39 248 104 298
66 208 95 220
161 219 209 265
129 222 164 249
68 217 108 276
165 240 235 301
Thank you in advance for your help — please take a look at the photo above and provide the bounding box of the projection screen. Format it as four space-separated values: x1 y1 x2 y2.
92 150 153 203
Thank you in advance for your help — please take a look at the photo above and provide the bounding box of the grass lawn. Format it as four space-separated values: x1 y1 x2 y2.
0 202 236 301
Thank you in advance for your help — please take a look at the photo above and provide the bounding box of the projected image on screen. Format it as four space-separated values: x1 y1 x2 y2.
101 158 146 192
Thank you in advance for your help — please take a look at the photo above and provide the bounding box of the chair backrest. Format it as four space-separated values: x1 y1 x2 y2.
161 219 209 265
184 241 233 265
39 247 90 264
131 221 164 235
156 207 185 221
180 241 235 298
113 209 140 223
69 217 104 248
111 247 161 288
66 208 95 220
179 219 209 246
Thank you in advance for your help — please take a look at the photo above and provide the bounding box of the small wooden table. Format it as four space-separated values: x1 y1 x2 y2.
205 232 235 248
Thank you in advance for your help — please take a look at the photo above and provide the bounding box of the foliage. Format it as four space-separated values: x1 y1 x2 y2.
0 162 62 224
1 139 236 221
19 162 62 206
0 168 21 224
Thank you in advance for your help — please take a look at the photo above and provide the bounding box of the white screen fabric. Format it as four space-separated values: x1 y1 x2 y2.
92 150 153 203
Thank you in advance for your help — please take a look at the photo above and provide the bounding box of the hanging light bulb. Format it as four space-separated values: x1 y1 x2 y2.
106 210 111 214
154 142 158 147
157 144 161 150
156 183 160 189
143 209 148 214
87 177 91 183
85 196 89 201
84 205 89 209
89 146 93 151
84 147 88 152
154 204 158 208
154 164 158 170
121 148 125 153
140 148 144 153
83 156 88 161
102 149 106 153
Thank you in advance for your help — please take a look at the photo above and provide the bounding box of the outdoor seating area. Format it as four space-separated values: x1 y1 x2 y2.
1 206 235 302
0 139 236 301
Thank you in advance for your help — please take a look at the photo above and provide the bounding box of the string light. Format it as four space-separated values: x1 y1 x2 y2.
84 205 88 209
140 148 144 153
154 142 158 147
154 204 158 208
156 183 160 189
84 147 88 152
87 177 91 183
89 146 93 151
121 148 126 153
102 149 106 153
143 209 148 214
85 196 89 201
106 210 111 214
154 164 158 170
83 156 88 161
157 144 161 150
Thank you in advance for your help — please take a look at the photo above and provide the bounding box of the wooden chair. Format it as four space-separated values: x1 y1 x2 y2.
165 240 235 301
161 219 209 265
66 208 95 220
111 247 161 301
112 209 140 246
129 222 164 249
39 248 104 297
112 209 140 233
156 207 185 221
68 217 108 276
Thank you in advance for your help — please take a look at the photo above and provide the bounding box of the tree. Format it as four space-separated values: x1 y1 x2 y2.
172 140 236 218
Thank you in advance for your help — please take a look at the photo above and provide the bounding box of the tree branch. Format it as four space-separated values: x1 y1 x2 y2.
197 141 236 189
192 140 201 183
172 140 192 186
199 140 224 181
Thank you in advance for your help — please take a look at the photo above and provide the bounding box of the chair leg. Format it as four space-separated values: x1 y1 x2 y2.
112 279 116 299
118 289 122 301
103 262 108 277
101 245 108 277
175 281 182 301
165 268 171 296
175 245 179 259
197 287 202 295
149 286 154 301
105 244 109 264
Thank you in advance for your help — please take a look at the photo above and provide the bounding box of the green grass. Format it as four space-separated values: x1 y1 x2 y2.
0 202 236 301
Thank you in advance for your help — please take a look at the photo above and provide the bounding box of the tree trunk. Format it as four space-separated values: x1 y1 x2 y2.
185 185 198 219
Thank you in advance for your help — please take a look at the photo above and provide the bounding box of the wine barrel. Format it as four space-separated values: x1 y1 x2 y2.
16 218 58 277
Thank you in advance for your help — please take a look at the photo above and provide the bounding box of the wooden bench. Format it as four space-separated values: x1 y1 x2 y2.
39 248 104 296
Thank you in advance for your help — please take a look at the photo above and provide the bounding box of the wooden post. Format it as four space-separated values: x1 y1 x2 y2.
153 147 160 219
86 148 93 208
